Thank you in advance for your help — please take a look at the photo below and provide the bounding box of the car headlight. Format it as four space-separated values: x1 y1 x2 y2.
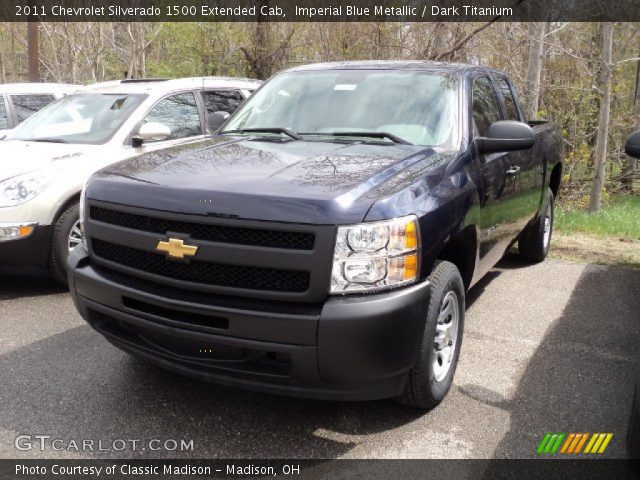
0 170 56 207
331 215 419 294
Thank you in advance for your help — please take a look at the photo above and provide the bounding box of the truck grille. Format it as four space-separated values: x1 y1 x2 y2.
85 201 335 302
90 206 315 250
91 239 310 293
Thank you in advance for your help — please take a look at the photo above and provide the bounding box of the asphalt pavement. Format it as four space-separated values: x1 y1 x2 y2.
1 255 639 459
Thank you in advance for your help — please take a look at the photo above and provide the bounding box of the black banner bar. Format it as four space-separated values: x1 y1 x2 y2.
3 459 640 480
1 0 640 22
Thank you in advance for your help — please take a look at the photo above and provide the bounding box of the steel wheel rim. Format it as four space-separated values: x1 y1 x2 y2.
432 290 460 382
68 219 82 251
543 201 552 249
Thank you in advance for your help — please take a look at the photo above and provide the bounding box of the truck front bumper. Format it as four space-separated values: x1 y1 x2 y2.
68 247 431 401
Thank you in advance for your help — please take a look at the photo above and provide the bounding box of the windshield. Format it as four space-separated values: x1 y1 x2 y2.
10 93 146 145
222 70 459 147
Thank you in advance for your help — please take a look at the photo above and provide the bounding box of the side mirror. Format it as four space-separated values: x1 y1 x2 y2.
207 111 230 133
625 131 640 159
477 120 535 154
132 122 171 147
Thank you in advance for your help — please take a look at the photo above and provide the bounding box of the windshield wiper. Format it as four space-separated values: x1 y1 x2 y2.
28 138 68 144
221 127 302 141
304 131 413 145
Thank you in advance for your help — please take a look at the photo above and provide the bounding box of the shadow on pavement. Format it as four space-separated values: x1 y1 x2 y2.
463 264 640 462
0 274 67 301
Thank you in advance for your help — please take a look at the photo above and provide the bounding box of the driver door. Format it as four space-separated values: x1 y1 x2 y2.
472 76 512 275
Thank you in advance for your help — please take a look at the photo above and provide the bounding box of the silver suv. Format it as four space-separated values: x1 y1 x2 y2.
0 77 261 282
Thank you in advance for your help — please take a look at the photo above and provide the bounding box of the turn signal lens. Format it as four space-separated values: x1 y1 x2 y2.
403 254 418 280
19 225 34 237
0 223 36 242
404 221 417 249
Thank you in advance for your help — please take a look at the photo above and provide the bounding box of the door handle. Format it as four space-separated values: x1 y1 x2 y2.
506 165 521 175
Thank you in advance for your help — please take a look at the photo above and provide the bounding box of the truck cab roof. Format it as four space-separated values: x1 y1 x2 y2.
284 60 507 77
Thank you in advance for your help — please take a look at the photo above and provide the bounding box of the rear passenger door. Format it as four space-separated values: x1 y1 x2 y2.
493 76 540 226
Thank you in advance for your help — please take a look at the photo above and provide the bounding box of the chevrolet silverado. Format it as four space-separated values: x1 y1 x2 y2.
68 61 563 408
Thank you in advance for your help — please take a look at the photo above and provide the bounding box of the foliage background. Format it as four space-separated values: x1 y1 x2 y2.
1 21 639 207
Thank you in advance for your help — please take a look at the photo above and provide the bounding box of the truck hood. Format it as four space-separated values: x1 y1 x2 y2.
0 139 105 180
89 136 453 224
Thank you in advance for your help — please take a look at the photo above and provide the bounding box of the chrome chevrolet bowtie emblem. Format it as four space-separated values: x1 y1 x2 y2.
156 238 198 260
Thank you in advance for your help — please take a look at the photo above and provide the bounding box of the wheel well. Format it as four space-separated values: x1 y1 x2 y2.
435 226 477 290
549 162 562 197
54 193 80 223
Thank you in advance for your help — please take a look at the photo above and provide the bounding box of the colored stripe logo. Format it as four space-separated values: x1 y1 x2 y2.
537 433 613 455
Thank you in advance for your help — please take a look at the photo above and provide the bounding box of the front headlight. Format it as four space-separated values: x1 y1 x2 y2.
0 170 56 207
331 215 419 294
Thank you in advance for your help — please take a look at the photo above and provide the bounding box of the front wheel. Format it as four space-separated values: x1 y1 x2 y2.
518 187 554 263
48 203 80 285
397 261 465 410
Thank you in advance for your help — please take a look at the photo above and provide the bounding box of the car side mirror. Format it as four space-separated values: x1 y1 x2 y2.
477 120 535 154
132 122 171 147
625 131 640 159
207 111 230 133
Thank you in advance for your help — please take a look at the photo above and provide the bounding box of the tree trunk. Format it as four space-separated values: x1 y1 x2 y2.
588 22 613 213
0 48 5 83
27 22 40 82
524 22 545 120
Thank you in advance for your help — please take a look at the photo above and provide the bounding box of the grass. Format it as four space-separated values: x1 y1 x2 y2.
555 195 640 239
551 194 640 268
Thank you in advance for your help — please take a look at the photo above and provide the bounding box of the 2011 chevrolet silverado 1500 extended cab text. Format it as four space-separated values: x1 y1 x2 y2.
67 61 563 408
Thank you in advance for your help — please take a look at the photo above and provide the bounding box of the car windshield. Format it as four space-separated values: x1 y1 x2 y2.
10 93 146 145
222 70 459 147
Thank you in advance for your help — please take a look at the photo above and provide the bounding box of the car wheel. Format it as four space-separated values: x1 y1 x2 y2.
628 384 640 459
518 187 554 263
397 260 465 410
48 203 80 285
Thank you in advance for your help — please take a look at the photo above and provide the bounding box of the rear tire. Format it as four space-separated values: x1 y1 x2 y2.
397 261 465 410
518 187 554 263
48 203 80 285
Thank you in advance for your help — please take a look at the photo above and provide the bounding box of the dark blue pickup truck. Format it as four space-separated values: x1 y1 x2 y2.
68 61 563 408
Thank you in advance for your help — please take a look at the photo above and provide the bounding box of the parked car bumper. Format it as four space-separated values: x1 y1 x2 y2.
67 246 431 401
0 223 52 268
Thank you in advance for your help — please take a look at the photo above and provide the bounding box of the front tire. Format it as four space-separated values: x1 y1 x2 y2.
518 187 554 263
48 203 81 285
398 261 465 410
